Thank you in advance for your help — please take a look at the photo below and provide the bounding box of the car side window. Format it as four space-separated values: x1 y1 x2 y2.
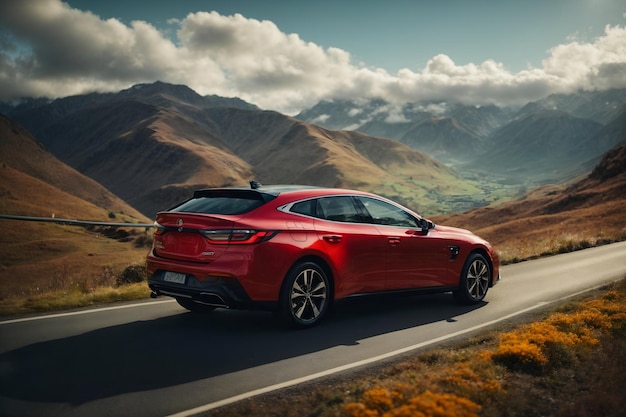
317 196 363 223
290 199 320 218
357 196 419 228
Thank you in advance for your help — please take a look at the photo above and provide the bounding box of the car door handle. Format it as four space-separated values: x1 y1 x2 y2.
323 235 342 243
387 237 401 246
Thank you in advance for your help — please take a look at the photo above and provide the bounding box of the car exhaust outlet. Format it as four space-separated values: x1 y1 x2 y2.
150 290 159 299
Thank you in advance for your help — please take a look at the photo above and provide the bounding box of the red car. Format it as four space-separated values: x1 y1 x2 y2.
147 182 499 328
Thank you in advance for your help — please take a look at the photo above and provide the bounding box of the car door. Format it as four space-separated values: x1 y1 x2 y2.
311 196 387 298
355 196 450 290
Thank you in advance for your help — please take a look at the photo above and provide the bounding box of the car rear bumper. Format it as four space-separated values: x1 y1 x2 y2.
148 270 276 311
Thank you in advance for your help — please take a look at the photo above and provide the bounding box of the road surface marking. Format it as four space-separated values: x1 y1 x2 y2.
0 299 175 325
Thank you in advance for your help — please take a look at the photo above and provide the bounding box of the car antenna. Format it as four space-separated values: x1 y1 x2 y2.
250 180 262 189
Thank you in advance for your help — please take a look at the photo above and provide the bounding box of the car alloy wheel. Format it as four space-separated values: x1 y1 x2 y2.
455 253 490 304
281 262 330 328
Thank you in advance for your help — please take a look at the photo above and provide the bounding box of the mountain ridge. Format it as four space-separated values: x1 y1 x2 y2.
296 89 626 183
0 114 148 221
4 83 473 217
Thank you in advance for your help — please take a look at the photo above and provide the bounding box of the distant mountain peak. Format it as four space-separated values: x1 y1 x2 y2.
121 81 197 96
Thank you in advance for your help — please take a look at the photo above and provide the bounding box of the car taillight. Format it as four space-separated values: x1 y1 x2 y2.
153 222 166 235
199 229 277 244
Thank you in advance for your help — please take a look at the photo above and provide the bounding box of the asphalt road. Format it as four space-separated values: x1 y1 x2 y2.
1 241 625 417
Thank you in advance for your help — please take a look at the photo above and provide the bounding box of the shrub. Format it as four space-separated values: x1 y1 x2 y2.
491 292 626 374
133 234 153 248
343 386 481 417
434 361 503 400
492 321 585 373
116 264 147 286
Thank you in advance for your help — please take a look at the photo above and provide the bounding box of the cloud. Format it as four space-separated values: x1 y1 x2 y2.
0 0 625 114
543 24 626 91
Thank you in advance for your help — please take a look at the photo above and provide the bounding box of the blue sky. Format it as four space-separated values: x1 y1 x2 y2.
1 0 625 113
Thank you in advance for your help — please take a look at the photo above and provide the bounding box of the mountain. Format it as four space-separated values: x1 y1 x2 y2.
0 114 148 221
397 115 484 162
296 90 626 183
4 82 476 217
297 100 514 166
294 99 391 130
465 110 604 182
296 100 513 162
0 116 152 296
586 104 626 152
433 142 626 255
515 89 626 124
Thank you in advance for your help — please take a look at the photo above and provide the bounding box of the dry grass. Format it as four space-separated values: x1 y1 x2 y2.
203 278 626 417
1 282 151 316
432 170 626 265
495 232 623 265
0 158 154 315
0 220 152 316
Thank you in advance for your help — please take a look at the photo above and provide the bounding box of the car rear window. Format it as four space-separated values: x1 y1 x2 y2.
170 191 274 215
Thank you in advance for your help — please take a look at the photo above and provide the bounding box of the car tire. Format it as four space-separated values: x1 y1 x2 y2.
280 261 330 328
454 253 491 304
176 297 217 313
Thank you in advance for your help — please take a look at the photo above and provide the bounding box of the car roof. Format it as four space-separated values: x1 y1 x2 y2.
193 183 371 199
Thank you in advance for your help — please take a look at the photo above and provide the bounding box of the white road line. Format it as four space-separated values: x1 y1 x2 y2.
165 282 614 417
0 299 176 325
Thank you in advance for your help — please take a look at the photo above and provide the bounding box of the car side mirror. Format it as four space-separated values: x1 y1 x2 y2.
420 219 430 235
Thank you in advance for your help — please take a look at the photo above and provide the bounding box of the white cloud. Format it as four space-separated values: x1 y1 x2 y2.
0 0 625 114
384 112 410 124
347 108 363 117
543 24 626 91
310 114 330 124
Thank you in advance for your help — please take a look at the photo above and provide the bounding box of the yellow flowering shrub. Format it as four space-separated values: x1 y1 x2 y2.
343 403 380 417
343 283 626 417
362 387 394 413
494 320 592 372
433 361 504 401
492 288 626 373
344 389 481 417
491 335 548 372
582 292 626 332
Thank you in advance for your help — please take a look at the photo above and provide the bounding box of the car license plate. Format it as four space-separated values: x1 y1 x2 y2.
163 271 186 284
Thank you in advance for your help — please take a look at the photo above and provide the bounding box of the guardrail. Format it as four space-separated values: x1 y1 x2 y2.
0 214 154 228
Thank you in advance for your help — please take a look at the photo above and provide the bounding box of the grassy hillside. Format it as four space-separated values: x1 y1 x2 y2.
0 115 153 309
0 166 152 308
0 115 148 219
433 144 626 263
